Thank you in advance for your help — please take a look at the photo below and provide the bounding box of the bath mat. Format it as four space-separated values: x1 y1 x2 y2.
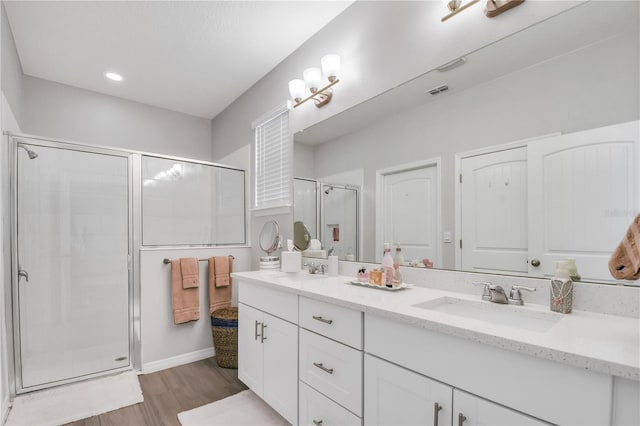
177 390 288 426
5 370 143 426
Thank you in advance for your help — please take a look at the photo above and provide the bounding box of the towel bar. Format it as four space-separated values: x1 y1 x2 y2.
163 256 234 264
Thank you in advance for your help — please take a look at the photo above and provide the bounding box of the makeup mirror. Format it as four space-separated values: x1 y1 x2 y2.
293 221 311 251
259 220 280 258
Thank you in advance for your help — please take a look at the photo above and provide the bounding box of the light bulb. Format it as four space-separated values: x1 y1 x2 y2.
288 79 306 102
303 67 322 93
321 54 341 82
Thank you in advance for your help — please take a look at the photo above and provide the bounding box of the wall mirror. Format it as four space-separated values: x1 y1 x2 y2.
292 1 639 285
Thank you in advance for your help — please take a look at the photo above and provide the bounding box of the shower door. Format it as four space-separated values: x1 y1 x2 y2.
14 139 131 391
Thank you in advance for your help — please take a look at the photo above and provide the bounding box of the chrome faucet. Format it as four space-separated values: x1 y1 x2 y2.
508 285 536 305
473 282 508 304
303 262 326 274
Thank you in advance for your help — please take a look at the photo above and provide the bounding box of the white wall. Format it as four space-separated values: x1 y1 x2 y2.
140 247 251 372
21 76 213 161
309 31 640 264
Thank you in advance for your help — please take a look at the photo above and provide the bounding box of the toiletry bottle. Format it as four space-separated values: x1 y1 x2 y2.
382 243 394 286
394 244 405 266
550 260 573 314
393 263 402 286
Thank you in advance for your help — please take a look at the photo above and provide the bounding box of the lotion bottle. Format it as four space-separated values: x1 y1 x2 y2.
382 243 394 287
550 260 573 314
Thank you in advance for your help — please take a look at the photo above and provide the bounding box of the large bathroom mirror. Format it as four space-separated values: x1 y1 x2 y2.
293 1 640 285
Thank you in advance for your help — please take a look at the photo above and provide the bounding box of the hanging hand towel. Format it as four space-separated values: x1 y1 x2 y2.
171 259 200 324
209 256 233 313
608 213 640 280
180 258 200 288
214 256 231 287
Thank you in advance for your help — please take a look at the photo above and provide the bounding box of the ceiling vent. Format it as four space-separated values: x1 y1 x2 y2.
426 84 449 95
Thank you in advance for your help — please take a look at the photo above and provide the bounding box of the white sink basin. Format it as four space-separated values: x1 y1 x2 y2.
263 271 326 281
413 297 562 332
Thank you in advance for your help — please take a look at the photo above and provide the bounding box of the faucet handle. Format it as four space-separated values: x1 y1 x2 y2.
509 285 536 305
472 282 492 300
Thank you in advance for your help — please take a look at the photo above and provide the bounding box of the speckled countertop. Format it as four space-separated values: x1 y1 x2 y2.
232 270 640 380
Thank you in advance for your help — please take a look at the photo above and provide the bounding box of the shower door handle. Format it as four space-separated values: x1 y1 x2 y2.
18 264 29 283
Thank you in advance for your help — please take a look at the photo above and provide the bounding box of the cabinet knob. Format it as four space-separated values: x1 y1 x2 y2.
433 402 443 426
530 258 541 267
458 413 467 426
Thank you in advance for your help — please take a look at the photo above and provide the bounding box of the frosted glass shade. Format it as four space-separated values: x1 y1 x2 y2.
303 67 322 92
321 54 341 81
289 79 306 101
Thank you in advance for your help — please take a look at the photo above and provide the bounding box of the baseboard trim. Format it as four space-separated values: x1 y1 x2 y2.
1 396 10 426
141 348 215 374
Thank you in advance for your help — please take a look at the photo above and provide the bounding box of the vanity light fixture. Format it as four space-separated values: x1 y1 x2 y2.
289 54 340 108
441 0 480 22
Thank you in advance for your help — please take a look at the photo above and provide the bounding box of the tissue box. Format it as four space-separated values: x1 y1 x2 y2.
281 251 302 272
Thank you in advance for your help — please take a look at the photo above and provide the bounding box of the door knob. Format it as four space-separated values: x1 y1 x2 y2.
530 259 541 267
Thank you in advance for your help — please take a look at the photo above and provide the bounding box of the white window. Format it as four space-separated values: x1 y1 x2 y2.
253 104 291 211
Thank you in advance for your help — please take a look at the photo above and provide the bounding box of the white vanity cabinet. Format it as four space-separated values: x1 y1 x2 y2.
237 281 298 425
365 354 453 426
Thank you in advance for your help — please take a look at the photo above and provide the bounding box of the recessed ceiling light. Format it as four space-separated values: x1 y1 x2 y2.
105 72 123 82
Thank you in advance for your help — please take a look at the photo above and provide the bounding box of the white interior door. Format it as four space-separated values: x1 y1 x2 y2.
460 147 528 273
16 141 130 391
380 164 439 265
528 121 640 281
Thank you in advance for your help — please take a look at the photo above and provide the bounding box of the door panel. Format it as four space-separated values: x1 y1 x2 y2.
453 389 549 426
238 303 263 394
382 165 439 265
16 143 130 390
528 121 639 281
461 147 528 274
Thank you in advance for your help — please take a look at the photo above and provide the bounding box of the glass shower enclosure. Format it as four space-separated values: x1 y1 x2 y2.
11 137 132 392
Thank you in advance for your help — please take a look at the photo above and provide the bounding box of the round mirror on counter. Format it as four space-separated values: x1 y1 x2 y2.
259 220 280 261
293 221 311 251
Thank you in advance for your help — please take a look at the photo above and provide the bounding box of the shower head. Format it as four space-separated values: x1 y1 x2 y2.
324 186 333 195
18 143 38 159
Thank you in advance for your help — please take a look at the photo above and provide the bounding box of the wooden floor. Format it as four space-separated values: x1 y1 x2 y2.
66 357 247 426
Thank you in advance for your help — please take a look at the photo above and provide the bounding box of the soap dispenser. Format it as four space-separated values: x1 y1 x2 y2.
382 243 394 287
550 260 573 314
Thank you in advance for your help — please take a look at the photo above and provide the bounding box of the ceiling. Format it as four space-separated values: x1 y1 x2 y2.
4 1 354 119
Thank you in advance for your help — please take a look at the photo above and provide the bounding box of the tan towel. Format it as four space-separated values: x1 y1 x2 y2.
609 214 640 280
171 259 200 324
180 258 200 288
214 256 231 288
209 256 233 313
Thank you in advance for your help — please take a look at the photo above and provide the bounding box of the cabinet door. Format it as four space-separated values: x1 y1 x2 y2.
365 354 453 426
238 303 263 395
263 312 298 425
453 389 549 426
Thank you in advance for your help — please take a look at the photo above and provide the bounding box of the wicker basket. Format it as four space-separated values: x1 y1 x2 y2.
210 307 238 369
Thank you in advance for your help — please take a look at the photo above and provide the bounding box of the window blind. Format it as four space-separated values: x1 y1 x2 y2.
254 108 291 210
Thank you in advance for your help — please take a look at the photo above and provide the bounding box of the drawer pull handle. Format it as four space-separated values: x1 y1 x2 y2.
434 402 442 426
312 315 333 325
261 323 267 343
458 413 467 426
313 420 323 426
313 362 334 374
254 320 261 341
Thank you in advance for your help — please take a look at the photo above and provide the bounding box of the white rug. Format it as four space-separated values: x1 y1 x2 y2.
6 371 143 426
178 390 289 426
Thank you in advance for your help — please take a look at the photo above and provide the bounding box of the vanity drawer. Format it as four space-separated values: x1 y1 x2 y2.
299 297 363 349
299 328 363 416
237 280 298 324
299 381 362 426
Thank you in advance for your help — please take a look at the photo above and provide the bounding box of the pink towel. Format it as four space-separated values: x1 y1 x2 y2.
209 256 233 313
609 214 640 280
180 258 199 288
171 258 200 324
